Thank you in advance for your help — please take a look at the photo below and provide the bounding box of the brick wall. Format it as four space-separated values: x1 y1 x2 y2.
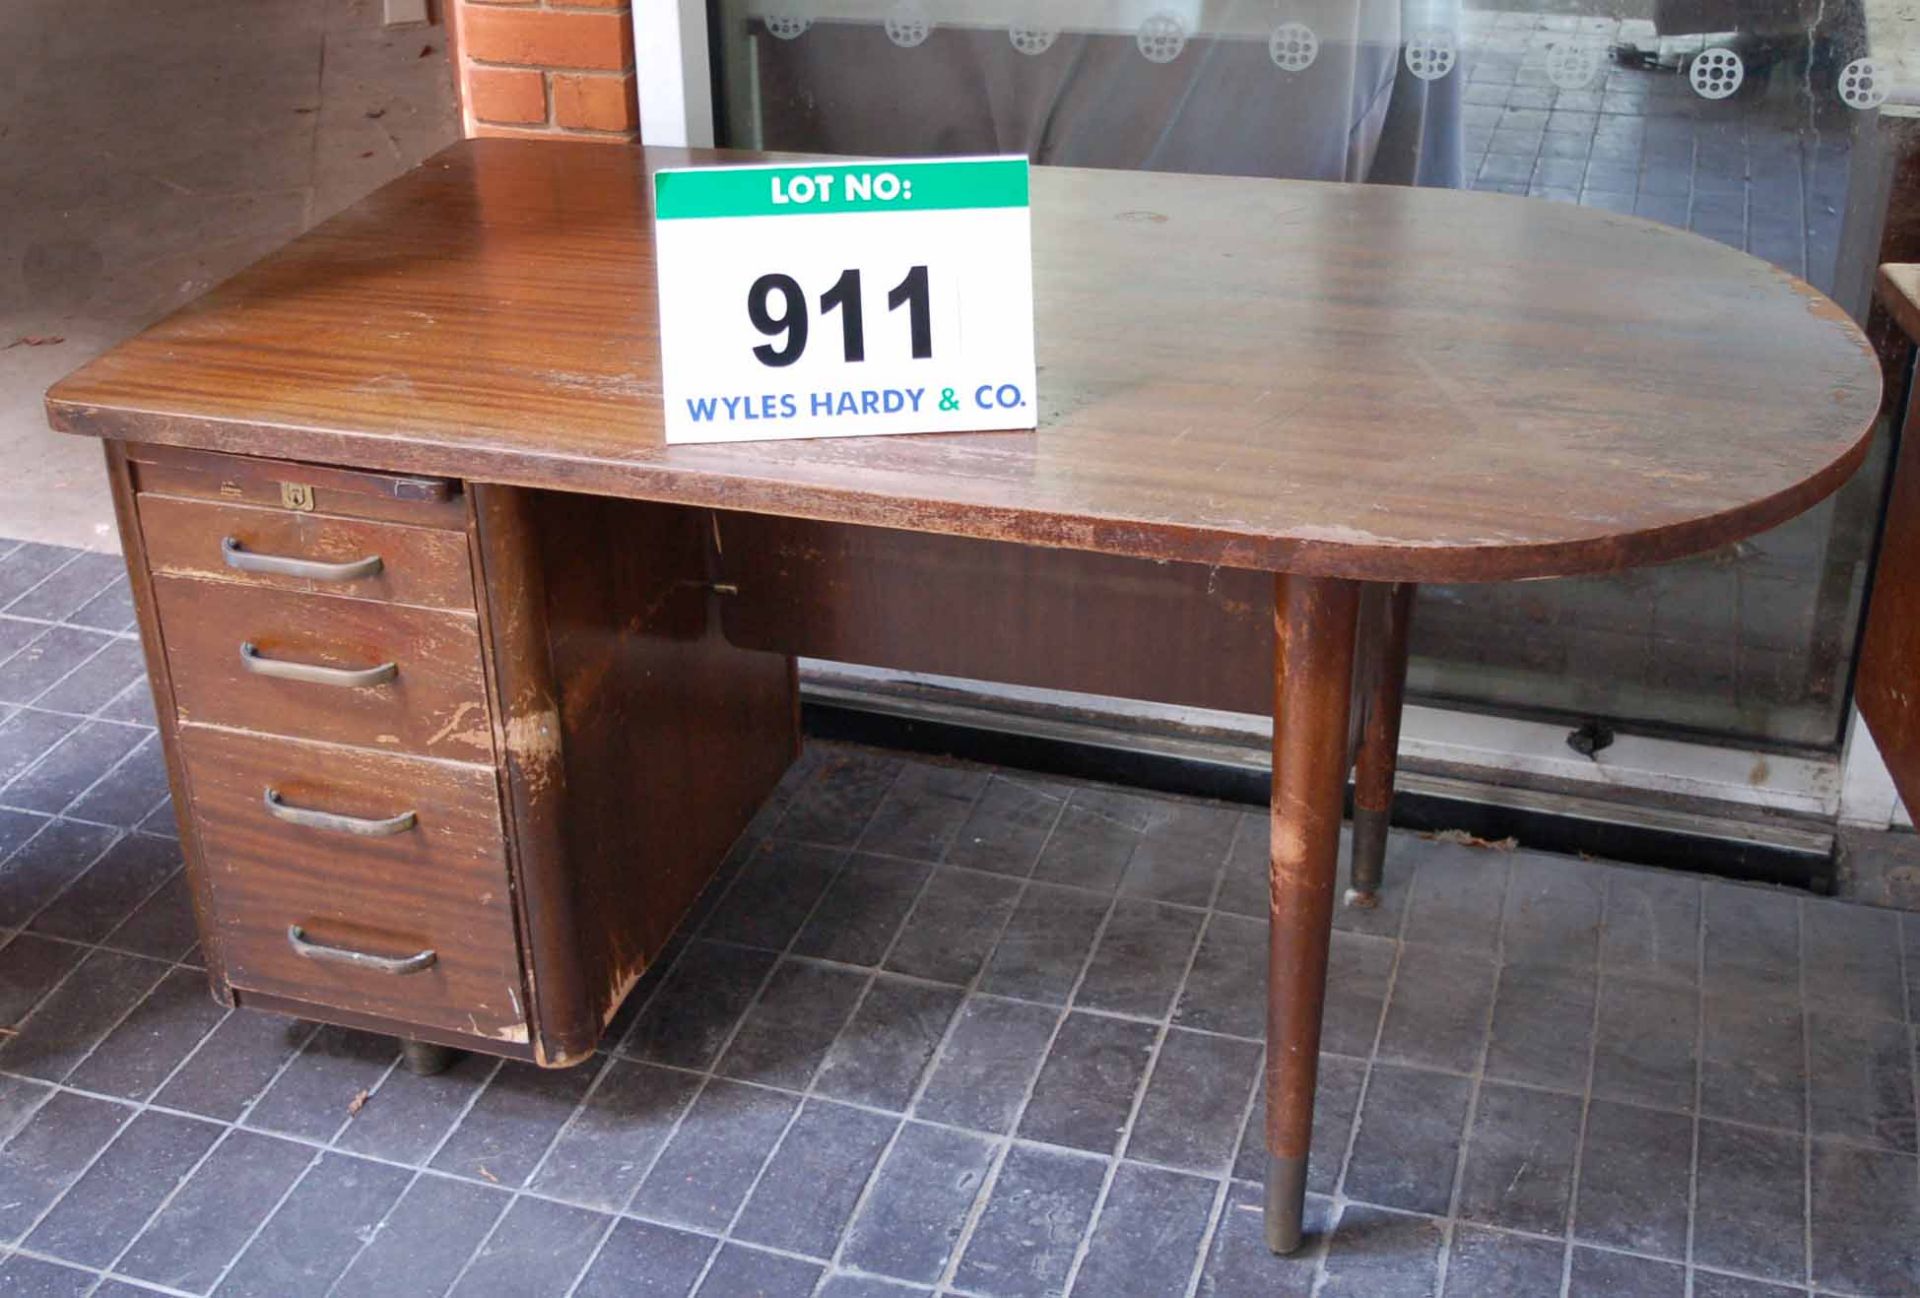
451 1 638 141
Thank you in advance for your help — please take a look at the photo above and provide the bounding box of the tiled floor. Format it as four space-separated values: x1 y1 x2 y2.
1 537 1919 1297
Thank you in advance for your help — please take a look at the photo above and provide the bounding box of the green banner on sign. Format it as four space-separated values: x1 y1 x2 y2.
654 157 1029 221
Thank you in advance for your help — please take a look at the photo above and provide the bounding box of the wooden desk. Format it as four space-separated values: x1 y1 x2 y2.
45 139 1880 1253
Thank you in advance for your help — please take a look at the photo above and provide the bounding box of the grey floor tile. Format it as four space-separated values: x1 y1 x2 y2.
5 553 125 624
978 882 1108 1005
1031 790 1152 893
814 977 963 1111
67 577 137 633
244 1024 396 1143
913 996 1058 1135
946 774 1066 876
0 710 81 790
0 1254 96 1297
733 1098 896 1258
718 958 868 1090
0 626 113 707
430 1059 600 1188
629 1078 797 1232
1318 1202 1445 1298
332 1050 495 1164
1484 962 1595 1092
1115 800 1237 908
1501 853 1603 968
1076 899 1202 1020
791 854 930 967
1398 841 1510 953
1342 1064 1471 1216
1806 1010 1916 1152
693 1243 822 1297
1703 885 1800 1005
98 680 158 726
449 1195 608 1298
1904 913 1920 1022
1441 1225 1565 1298
28 832 178 945
0 1090 133 1242
1809 1139 1920 1296
858 761 986 862
884 867 1022 985
527 1059 701 1211
1320 931 1396 1058
776 750 898 846
1693 1119 1805 1283
1378 944 1497 1074
954 1143 1105 1298
1068 1160 1214 1298
1126 1027 1259 1176
0 1074 54 1146
66 965 227 1101
1690 1273 1804 1298
0 932 85 1025
703 840 842 951
0 816 117 927
1331 830 1417 939
815 1277 931 1297
1803 896 1905 1021
620 940 778 1070
0 546 83 609
1591 972 1698 1112
0 946 168 1082
1017 1012 1156 1156
1234 1051 1364 1194
1211 813 1268 921
331 1173 507 1298
101 869 199 962
1173 912 1263 1039
28 1105 219 1267
33 639 144 717
214 1152 412 1298
573 1218 716 1298
1566 1247 1684 1297
1197 1181 1327 1298
153 1007 311 1122
1701 994 1804 1130
3 720 145 815
1573 1100 1692 1259
841 1122 994 1284
1457 1082 1582 1236
65 738 169 829
118 1128 313 1293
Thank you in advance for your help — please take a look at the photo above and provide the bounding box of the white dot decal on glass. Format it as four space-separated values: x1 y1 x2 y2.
1839 57 1889 110
1404 31 1457 81
1689 47 1744 100
1137 11 1188 64
1545 40 1602 90
1009 24 1058 56
1269 21 1319 73
764 10 810 40
885 2 932 48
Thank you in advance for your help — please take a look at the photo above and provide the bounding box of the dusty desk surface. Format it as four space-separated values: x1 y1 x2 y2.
47 138 1880 583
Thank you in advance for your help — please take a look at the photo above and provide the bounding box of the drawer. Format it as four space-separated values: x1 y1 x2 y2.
127 444 466 528
140 493 476 612
153 575 494 762
179 724 527 1044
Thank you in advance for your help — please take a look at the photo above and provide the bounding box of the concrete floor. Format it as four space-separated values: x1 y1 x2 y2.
0 0 459 551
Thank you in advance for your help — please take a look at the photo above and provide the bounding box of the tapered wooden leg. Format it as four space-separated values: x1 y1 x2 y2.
1348 583 1416 909
1266 573 1361 1254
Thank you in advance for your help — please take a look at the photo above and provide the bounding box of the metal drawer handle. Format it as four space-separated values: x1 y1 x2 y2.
264 788 416 838
222 536 383 582
239 642 397 688
287 925 437 976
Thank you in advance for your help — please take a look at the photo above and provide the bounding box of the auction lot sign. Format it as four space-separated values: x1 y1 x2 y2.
653 156 1038 445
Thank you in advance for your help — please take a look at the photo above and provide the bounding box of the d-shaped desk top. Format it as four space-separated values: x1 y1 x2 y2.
47 138 1880 583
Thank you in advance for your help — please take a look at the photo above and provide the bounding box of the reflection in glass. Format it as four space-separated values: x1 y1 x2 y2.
711 0 1904 750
